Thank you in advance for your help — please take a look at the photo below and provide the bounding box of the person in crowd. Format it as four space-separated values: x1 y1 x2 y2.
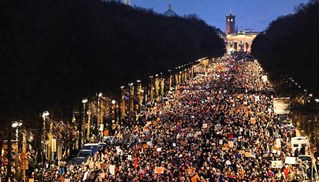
3 57 312 181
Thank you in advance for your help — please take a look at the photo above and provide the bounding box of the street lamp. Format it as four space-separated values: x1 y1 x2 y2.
11 120 23 151
12 120 23 141
82 98 88 142
97 92 103 139
11 120 22 181
111 100 116 124
98 92 102 97
42 111 49 166
82 98 88 104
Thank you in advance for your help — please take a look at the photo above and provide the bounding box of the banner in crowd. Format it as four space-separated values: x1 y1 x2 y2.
271 160 283 168
273 97 290 115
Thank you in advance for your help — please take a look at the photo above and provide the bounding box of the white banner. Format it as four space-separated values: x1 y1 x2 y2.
285 157 297 164
273 97 290 115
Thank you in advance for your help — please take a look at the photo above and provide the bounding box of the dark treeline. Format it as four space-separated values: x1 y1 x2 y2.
0 0 225 123
251 1 319 95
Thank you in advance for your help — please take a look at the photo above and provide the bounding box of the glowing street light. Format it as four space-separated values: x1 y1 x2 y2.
82 98 88 104
12 120 23 129
12 120 23 141
98 92 103 97
315 98 319 103
42 111 49 119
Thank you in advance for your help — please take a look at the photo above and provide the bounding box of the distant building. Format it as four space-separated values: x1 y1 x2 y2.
164 4 178 17
225 9 259 53
225 10 235 34
226 31 258 53
216 28 226 40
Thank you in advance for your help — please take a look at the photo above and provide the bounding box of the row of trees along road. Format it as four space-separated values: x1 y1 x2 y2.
0 0 225 127
251 1 319 97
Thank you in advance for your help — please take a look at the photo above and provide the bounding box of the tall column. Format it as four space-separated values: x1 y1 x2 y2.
169 75 172 90
149 76 154 102
160 77 165 97
6 127 12 182
48 118 53 161
167 70 172 90
154 74 159 98
120 86 126 120
97 93 103 138
128 83 134 112
87 111 91 141
186 69 190 81
143 86 147 107
22 129 26 153
175 73 179 86
136 80 143 111
183 70 187 83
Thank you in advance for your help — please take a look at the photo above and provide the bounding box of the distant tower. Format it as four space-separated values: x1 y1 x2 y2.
226 8 235 34
124 0 130 5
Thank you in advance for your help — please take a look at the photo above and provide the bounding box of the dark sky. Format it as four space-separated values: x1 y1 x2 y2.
132 0 309 32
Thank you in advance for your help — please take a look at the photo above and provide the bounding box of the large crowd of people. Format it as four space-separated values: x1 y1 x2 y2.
2 57 317 181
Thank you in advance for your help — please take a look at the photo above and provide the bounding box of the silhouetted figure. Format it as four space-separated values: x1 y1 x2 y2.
294 148 299 157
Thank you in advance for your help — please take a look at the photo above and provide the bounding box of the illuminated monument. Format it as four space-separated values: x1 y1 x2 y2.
225 9 258 53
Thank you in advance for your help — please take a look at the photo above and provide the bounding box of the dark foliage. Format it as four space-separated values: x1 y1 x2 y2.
0 0 225 123
251 1 319 95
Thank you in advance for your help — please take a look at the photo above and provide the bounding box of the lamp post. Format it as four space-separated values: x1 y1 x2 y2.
136 80 143 112
42 111 49 167
12 120 23 179
149 76 154 102
12 120 23 143
111 100 116 121
120 86 126 120
128 83 134 112
82 98 88 143
97 92 103 139
108 99 116 135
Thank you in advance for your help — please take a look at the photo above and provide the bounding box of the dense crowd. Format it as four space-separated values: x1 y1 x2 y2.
2 57 316 181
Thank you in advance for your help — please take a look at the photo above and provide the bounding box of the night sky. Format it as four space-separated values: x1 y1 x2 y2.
132 0 309 32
